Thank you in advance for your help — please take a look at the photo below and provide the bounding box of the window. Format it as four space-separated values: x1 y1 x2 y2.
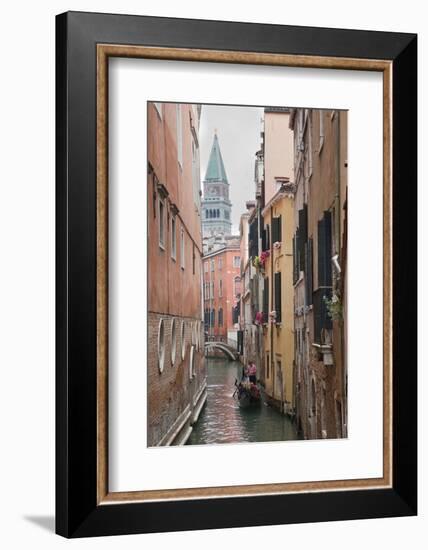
219 279 223 297
158 199 165 249
204 261 209 273
318 211 332 287
180 228 185 269
274 271 282 323
210 281 214 299
234 276 241 297
272 216 282 244
263 276 269 323
305 238 314 306
298 205 308 273
218 257 223 270
176 104 183 168
233 256 240 268
171 216 176 260
210 309 215 326
211 259 215 272
249 219 258 258
262 224 270 251
154 102 163 119
218 308 223 327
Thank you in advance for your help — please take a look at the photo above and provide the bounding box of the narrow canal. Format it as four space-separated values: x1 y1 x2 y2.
188 357 300 445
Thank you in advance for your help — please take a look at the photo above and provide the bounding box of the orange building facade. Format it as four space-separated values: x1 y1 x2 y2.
147 102 206 446
203 245 241 342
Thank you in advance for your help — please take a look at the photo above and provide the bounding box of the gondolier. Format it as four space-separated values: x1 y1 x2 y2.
248 361 257 383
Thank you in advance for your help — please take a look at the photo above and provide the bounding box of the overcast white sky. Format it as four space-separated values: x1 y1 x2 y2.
199 104 264 233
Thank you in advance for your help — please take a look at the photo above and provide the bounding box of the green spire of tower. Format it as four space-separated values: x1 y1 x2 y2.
204 133 228 184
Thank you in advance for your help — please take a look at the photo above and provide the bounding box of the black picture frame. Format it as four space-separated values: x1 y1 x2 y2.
56 10 417 538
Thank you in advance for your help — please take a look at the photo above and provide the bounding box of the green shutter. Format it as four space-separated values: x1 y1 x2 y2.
274 272 282 323
271 216 282 243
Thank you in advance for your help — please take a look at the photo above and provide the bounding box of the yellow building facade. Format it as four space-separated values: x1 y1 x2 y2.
261 186 295 414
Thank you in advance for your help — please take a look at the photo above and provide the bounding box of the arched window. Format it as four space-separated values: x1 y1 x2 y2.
218 308 223 327
181 321 186 360
189 345 195 378
158 319 166 373
170 318 177 365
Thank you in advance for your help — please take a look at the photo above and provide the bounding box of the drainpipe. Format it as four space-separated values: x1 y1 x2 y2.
270 206 275 404
334 111 341 266
335 111 346 437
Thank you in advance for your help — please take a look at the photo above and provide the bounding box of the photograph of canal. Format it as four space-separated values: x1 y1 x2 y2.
147 102 348 447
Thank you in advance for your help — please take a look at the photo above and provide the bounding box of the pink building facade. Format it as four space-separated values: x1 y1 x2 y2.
147 102 206 446
203 245 241 342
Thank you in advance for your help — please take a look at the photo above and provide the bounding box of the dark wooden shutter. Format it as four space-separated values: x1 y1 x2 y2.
274 271 282 323
237 330 243 354
263 276 269 322
261 228 266 251
266 224 270 249
272 217 277 243
292 235 296 283
249 219 258 258
296 226 301 273
298 208 307 272
313 288 332 343
305 238 313 305
318 211 332 287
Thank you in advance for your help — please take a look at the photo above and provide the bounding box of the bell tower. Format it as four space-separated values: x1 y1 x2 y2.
201 132 232 237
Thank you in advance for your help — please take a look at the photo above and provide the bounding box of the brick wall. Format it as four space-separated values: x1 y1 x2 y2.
148 312 206 446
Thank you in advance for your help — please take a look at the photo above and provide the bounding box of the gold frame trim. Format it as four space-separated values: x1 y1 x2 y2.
96 44 392 505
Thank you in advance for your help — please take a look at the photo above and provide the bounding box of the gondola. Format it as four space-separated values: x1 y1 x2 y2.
233 379 262 408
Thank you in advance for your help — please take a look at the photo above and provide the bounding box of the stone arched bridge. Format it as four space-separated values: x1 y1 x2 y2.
204 341 240 361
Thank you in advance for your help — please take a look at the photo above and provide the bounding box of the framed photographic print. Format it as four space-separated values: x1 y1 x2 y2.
56 11 417 538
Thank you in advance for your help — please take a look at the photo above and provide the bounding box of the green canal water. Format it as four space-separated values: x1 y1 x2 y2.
188 357 300 446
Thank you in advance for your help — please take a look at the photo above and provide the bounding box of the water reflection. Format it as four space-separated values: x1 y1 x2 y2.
188 357 300 446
